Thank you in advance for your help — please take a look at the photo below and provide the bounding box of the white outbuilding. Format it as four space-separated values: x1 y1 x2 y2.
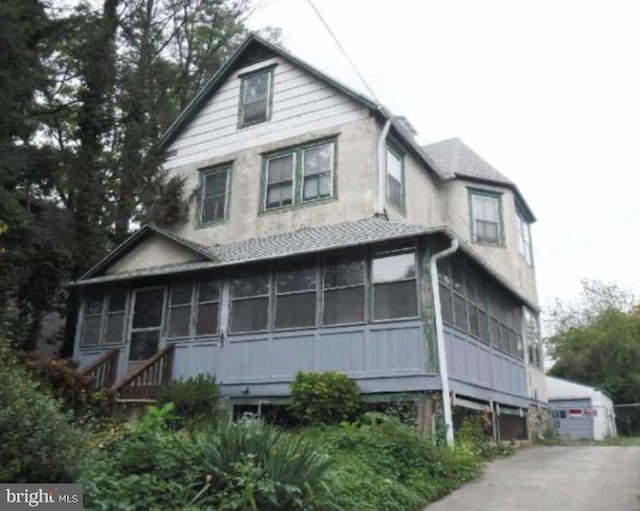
546 376 617 440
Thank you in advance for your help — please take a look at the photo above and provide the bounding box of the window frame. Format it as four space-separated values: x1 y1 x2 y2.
385 140 406 214
238 66 275 128
516 206 533 266
322 251 367 327
80 287 129 349
229 267 271 334
370 244 420 322
273 260 319 331
166 278 194 340
261 137 338 213
468 188 504 247
198 164 232 227
194 277 222 337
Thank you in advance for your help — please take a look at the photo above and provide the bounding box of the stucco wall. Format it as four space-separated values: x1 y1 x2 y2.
168 116 379 246
386 148 444 226
106 234 203 275
438 180 538 303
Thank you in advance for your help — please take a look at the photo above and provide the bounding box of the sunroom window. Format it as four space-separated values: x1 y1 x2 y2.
196 278 220 336
323 254 366 325
372 248 418 320
230 269 270 333
274 261 317 329
167 279 193 338
81 287 127 347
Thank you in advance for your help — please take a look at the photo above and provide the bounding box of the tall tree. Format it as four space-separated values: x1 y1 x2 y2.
546 280 640 404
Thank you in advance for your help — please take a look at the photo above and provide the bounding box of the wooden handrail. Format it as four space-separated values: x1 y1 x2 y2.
77 348 120 391
111 344 175 400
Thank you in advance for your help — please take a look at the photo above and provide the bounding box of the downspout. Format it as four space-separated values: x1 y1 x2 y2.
376 119 392 215
430 234 459 446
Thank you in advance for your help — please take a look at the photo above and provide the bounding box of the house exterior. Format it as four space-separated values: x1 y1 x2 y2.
547 376 617 440
71 34 547 442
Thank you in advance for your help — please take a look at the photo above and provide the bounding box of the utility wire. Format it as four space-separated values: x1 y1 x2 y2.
305 0 381 106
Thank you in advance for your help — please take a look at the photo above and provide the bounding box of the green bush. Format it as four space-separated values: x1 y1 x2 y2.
306 414 483 511
289 371 361 425
176 419 335 510
157 373 221 426
0 352 87 482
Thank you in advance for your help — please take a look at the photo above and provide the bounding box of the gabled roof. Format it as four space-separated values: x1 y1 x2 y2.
158 33 379 152
422 138 536 222
78 224 217 281
70 217 539 312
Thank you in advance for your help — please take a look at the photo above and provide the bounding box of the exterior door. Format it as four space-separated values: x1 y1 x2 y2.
127 287 165 371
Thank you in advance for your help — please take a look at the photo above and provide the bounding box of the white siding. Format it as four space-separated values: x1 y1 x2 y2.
165 56 370 169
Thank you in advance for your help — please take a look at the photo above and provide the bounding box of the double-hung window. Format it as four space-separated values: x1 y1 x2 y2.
274 261 317 329
372 248 418 320
239 67 273 127
323 254 366 325
263 139 336 211
265 153 295 209
386 144 404 211
470 190 503 246
200 166 230 224
516 209 533 265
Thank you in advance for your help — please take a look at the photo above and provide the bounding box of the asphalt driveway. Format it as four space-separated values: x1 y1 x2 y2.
423 446 640 511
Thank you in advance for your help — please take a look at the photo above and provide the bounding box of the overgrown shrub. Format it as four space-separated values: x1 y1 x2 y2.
457 414 515 460
176 419 336 510
17 350 116 419
157 373 221 426
308 414 483 511
0 351 86 482
289 371 361 425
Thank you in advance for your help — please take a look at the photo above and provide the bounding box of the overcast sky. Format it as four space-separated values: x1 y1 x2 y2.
246 0 640 309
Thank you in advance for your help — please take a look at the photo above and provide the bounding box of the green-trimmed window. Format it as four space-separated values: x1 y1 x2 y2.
239 67 273 127
263 139 336 211
516 208 533 265
470 189 503 246
200 167 230 224
386 144 404 211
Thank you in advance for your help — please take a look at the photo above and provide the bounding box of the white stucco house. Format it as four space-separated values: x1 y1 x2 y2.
70 34 547 443
547 376 617 440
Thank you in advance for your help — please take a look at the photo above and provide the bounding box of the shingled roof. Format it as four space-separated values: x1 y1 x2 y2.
70 217 538 311
422 138 535 221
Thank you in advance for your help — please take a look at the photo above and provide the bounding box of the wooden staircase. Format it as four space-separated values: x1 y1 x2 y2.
78 344 175 403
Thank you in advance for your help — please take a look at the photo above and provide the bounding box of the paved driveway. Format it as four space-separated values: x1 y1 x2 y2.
423 446 640 511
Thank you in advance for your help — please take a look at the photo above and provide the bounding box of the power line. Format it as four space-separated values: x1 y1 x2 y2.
305 0 381 106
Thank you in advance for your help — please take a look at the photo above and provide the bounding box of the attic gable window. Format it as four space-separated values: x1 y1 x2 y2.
469 189 503 246
239 67 274 127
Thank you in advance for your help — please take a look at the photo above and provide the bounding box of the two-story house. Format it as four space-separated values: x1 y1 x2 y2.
70 34 547 443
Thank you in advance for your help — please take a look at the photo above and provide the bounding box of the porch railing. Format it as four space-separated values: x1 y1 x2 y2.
111 344 175 400
77 348 120 391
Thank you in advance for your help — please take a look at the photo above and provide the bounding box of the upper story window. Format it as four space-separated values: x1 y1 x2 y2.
469 189 503 246
516 208 533 265
386 143 405 212
263 139 336 212
239 67 274 127
200 166 230 225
